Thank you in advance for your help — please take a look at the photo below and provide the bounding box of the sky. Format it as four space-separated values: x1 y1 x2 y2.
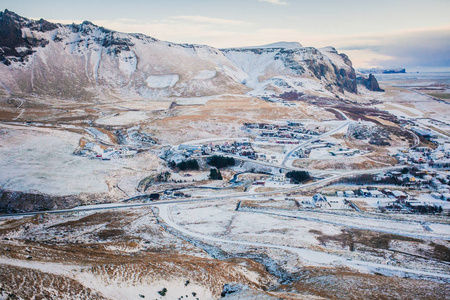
2 0 450 71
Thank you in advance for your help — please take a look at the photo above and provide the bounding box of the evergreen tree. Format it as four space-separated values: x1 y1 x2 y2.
209 168 223 180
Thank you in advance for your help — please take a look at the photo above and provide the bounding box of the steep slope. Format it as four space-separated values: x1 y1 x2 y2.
0 10 376 100
0 10 247 100
221 44 358 99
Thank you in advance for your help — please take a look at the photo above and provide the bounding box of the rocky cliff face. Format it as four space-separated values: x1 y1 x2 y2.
0 10 57 65
221 45 358 98
0 10 379 100
357 74 385 92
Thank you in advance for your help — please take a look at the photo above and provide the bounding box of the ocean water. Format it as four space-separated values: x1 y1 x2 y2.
374 72 450 84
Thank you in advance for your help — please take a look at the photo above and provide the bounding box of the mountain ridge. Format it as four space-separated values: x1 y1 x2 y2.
0 10 380 100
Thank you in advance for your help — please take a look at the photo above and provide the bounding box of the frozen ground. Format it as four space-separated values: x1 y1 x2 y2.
95 111 149 126
0 124 159 197
0 207 275 299
160 202 450 279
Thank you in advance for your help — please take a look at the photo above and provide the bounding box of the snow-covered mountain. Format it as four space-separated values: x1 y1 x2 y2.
221 44 358 99
0 10 374 100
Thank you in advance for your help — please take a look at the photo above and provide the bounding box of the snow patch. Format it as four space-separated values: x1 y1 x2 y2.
96 111 148 126
236 41 303 50
145 74 179 88
119 50 137 77
193 70 216 80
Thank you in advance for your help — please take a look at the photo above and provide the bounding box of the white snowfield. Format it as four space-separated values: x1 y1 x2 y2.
193 70 217 80
0 258 213 300
0 123 159 196
158 204 450 281
95 111 149 126
145 74 180 88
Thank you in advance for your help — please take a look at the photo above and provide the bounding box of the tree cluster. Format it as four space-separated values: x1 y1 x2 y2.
155 172 171 182
207 155 235 169
336 174 402 186
177 159 199 171
286 171 311 184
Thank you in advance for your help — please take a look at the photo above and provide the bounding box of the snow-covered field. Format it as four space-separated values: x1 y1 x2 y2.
159 202 450 279
0 124 159 196
95 111 149 126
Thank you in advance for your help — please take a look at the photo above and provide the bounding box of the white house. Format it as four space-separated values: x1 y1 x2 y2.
272 174 286 182
344 190 355 197
313 194 329 208
369 190 386 198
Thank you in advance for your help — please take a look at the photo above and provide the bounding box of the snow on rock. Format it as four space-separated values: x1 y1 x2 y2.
118 50 137 77
145 74 179 88
193 69 217 80
240 41 303 49
0 10 363 99
319 46 350 69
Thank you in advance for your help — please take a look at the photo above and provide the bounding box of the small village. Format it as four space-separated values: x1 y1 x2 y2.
88 117 450 218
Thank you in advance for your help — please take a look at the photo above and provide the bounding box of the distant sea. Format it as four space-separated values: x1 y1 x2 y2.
373 72 450 84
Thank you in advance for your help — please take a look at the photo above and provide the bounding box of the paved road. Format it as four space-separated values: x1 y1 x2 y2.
282 121 352 168
0 165 403 219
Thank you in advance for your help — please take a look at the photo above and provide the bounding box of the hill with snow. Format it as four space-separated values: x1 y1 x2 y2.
0 10 376 101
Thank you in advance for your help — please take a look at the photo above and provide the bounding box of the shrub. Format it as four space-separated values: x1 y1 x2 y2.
158 288 167 296
155 172 171 182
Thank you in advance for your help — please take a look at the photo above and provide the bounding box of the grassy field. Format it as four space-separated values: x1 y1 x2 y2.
428 93 450 100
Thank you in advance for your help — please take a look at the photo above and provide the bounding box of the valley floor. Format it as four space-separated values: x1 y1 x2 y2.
1 77 450 299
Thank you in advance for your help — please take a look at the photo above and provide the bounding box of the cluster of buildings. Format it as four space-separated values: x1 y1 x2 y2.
333 181 449 214
178 140 256 159
293 141 363 159
245 121 324 144
75 142 138 160
395 143 450 169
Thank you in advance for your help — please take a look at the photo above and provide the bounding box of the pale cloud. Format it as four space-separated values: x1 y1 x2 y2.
46 18 84 25
45 17 450 70
169 16 250 26
258 0 289 5
337 26 450 69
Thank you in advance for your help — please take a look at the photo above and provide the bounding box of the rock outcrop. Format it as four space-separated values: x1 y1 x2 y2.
357 74 385 92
